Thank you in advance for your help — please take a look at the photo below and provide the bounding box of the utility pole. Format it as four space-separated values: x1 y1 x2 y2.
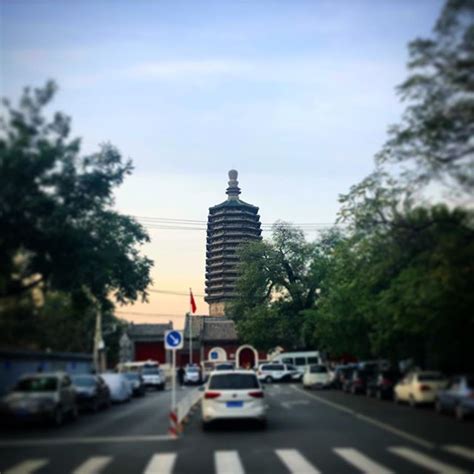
188 312 192 365
92 299 105 373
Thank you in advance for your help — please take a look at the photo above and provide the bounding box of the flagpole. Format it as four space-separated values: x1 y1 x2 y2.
189 288 193 365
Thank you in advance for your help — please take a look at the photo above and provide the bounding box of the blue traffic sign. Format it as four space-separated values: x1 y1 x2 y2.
210 351 218 360
165 330 183 350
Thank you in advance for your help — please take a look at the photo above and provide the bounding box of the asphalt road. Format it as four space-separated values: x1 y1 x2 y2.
1 384 473 473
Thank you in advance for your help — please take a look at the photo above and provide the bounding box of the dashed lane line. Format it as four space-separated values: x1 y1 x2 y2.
0 434 175 448
275 449 320 474
143 453 177 474
291 385 435 450
334 448 393 474
215 450 245 474
443 445 474 462
389 446 465 474
72 456 112 474
5 459 49 474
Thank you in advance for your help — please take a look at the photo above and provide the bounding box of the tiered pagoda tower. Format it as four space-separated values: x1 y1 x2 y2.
205 170 262 316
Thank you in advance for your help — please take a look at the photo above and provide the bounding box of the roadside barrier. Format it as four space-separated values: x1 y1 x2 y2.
168 388 202 437
168 410 181 438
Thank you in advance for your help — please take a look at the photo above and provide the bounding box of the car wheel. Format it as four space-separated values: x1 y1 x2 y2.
265 376 273 383
202 421 211 431
92 399 99 413
258 419 267 430
70 403 79 421
52 406 63 427
455 405 465 421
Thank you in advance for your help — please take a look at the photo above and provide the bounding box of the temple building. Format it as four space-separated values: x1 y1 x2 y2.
205 170 262 316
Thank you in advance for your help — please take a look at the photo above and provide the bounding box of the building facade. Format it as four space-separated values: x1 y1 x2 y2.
205 170 262 316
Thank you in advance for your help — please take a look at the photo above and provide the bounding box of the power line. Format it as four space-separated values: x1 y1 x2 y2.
148 289 205 297
116 311 185 318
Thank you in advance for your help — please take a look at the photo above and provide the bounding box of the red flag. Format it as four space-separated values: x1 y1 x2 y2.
190 289 197 313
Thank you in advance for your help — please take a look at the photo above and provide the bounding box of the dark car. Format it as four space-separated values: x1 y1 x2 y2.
366 369 401 399
340 367 357 391
71 374 111 412
344 369 374 394
124 372 146 397
436 375 474 420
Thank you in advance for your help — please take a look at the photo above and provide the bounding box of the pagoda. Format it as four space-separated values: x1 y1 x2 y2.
205 170 262 316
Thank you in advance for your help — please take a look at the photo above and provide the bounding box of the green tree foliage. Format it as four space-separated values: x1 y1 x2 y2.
315 205 474 371
0 81 153 306
376 0 474 193
0 81 152 352
229 224 342 350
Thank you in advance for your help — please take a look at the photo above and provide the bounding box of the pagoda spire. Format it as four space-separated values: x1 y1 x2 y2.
226 169 241 200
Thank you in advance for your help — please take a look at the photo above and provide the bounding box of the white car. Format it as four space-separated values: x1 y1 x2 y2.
201 370 267 429
141 366 165 390
303 364 331 389
394 371 448 406
257 363 301 383
101 373 132 403
184 365 201 385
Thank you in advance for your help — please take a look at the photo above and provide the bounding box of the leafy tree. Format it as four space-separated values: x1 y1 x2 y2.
376 0 474 194
0 81 153 310
229 224 341 350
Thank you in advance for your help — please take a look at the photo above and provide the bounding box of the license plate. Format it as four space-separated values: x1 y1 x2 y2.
226 401 243 408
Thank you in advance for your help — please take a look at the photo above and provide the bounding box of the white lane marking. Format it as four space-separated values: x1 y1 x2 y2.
291 385 435 450
334 448 393 474
5 459 48 474
389 446 465 473
215 450 244 474
443 445 474 461
143 453 177 474
73 456 112 474
275 449 320 474
0 434 174 448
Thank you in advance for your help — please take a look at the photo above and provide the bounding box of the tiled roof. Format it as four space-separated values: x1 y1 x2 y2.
127 323 172 339
183 315 222 339
201 319 238 342
209 199 259 212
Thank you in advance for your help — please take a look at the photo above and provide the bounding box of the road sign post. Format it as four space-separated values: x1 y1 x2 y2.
165 330 184 413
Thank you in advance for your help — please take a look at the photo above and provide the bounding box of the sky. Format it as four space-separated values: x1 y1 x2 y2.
1 0 444 329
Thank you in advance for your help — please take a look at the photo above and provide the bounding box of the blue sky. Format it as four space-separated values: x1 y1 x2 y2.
1 0 444 325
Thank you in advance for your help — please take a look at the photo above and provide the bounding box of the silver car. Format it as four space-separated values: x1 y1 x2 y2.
0 372 78 426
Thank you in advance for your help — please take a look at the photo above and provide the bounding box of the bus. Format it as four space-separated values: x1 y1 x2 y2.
116 360 160 373
270 351 323 374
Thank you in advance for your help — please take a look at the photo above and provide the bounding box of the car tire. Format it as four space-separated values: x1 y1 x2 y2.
52 406 63 427
202 421 211 431
455 405 465 421
258 419 267 430
92 399 99 413
70 403 79 421
265 376 273 384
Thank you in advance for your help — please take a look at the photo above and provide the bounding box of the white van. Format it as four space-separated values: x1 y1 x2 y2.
271 351 323 375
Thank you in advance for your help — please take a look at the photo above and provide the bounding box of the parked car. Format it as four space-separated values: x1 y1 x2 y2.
366 369 401 400
436 374 474 420
71 374 111 411
141 366 165 390
0 372 78 426
340 366 357 392
123 372 146 397
184 365 202 385
101 373 132 403
303 364 331 389
344 368 375 395
201 370 267 429
394 370 448 407
257 363 301 383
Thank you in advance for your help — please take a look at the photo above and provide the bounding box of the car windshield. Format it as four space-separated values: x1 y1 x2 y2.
15 377 57 392
187 367 199 373
72 376 96 387
216 364 233 370
310 365 328 373
142 368 159 375
209 373 259 389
